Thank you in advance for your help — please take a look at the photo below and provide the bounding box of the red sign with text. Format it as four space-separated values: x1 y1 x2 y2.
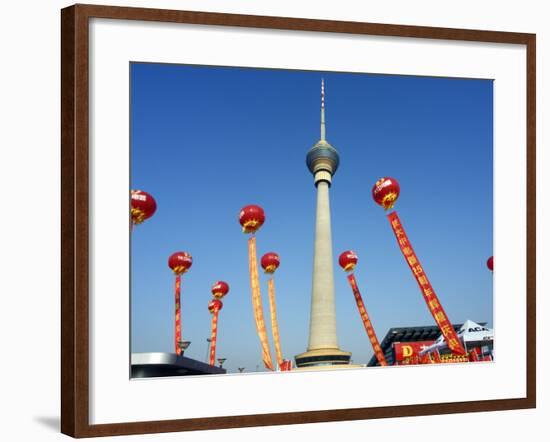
394 341 435 362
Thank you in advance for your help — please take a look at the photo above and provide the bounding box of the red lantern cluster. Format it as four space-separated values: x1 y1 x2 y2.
261 252 280 274
131 190 157 225
487 256 493 271
208 298 223 313
168 251 193 275
239 205 265 234
338 250 358 272
211 281 230 299
372 177 400 210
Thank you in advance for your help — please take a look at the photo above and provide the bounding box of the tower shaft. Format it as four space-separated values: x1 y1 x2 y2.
308 180 338 349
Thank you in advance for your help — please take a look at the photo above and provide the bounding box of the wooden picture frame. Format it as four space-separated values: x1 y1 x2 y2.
61 3 536 438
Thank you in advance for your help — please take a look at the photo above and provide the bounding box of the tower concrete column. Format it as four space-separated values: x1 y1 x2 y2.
308 179 338 349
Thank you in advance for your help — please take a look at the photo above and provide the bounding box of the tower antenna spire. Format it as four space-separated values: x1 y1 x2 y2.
320 78 326 141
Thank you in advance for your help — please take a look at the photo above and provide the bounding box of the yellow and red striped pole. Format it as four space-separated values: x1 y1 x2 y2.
208 281 230 365
208 300 222 366
168 252 193 356
174 275 182 355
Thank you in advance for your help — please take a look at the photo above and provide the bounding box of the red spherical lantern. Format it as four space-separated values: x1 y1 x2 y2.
239 205 265 234
208 299 223 313
339 250 358 272
487 256 493 271
261 252 280 274
168 251 193 275
372 177 400 210
211 281 230 299
131 190 157 224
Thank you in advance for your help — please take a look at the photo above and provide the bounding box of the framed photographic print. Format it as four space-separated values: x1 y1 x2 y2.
61 3 536 438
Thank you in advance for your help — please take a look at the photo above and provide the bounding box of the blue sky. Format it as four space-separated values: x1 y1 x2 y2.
130 63 493 373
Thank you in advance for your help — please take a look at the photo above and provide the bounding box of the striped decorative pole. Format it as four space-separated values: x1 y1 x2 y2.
208 281 229 366
208 299 223 365
168 252 193 355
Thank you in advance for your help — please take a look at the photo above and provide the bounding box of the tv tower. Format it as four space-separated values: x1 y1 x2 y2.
295 79 352 368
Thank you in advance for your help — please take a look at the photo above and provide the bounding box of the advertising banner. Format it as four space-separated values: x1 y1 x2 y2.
388 212 466 355
394 341 435 362
347 274 387 366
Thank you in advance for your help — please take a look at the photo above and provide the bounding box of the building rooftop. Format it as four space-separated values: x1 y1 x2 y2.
131 352 226 378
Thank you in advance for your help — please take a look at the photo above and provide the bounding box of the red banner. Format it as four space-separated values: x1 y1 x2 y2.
209 310 219 366
175 275 182 356
387 212 466 355
267 278 284 368
394 342 480 365
248 237 274 370
394 341 435 362
347 274 388 366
